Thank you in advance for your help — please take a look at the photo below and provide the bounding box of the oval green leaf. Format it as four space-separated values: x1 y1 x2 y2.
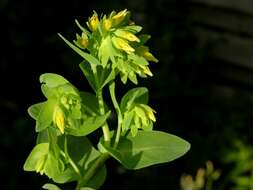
101 130 190 170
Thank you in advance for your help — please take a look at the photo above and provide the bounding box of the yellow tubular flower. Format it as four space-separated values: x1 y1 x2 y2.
115 30 140 42
139 65 153 76
53 106 65 134
137 46 158 62
112 9 128 26
87 12 99 31
112 36 135 54
35 156 46 174
140 104 156 122
102 18 112 31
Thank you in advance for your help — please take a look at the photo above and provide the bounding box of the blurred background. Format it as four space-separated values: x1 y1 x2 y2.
1 0 253 189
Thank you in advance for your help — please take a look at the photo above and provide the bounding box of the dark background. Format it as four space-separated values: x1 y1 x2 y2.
1 0 253 189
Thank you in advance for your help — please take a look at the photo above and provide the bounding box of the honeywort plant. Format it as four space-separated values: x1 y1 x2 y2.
23 9 190 190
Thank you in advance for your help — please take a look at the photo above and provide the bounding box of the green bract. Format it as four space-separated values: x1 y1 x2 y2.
24 9 190 190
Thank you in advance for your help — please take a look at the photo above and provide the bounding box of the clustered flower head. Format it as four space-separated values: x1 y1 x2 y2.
74 9 158 84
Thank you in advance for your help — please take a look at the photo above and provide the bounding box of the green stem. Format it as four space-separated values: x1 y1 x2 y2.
205 176 213 190
109 82 122 148
75 153 110 190
97 89 111 144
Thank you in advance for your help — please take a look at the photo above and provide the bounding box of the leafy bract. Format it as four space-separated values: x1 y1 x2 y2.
100 130 190 170
66 111 111 136
36 99 56 132
79 61 115 92
120 87 148 113
28 102 46 120
58 136 107 189
58 34 100 66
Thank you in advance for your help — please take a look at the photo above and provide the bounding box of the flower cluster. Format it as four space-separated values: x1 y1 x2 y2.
74 9 158 84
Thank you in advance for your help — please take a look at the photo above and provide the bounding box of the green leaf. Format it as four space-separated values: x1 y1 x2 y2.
58 136 107 188
42 183 62 190
36 99 56 132
80 188 96 190
23 143 49 171
101 130 190 170
58 34 101 65
79 61 98 92
40 73 69 88
120 87 149 112
98 36 111 66
28 102 45 120
66 111 111 136
40 73 78 98
36 130 49 144
80 91 100 115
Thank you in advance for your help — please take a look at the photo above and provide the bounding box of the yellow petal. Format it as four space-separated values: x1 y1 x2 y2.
112 37 135 54
102 18 112 31
87 12 99 31
53 106 65 134
139 65 153 76
112 9 128 26
137 46 158 62
115 30 140 42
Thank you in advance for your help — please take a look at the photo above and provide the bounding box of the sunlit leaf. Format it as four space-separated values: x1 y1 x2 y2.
100 130 190 169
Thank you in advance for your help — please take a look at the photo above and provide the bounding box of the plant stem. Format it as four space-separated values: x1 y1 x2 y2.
109 82 122 148
75 153 110 190
97 89 111 144
205 177 213 190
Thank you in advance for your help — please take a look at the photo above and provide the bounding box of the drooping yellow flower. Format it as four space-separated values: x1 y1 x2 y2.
139 65 153 76
53 106 65 134
35 156 47 175
87 11 99 31
115 30 140 42
112 36 135 54
137 46 158 62
112 9 129 26
140 104 156 122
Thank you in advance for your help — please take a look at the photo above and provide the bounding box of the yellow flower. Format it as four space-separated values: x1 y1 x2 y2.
35 156 47 175
87 11 99 31
139 104 156 122
53 106 65 134
115 30 140 42
112 36 135 54
139 65 153 76
137 46 158 62
102 18 112 31
112 9 129 26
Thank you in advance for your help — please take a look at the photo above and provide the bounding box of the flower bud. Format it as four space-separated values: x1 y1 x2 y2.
140 104 156 122
112 36 135 54
139 65 153 76
102 18 112 31
53 105 65 134
87 12 99 31
137 46 158 62
35 156 46 175
115 30 140 42
112 9 128 26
